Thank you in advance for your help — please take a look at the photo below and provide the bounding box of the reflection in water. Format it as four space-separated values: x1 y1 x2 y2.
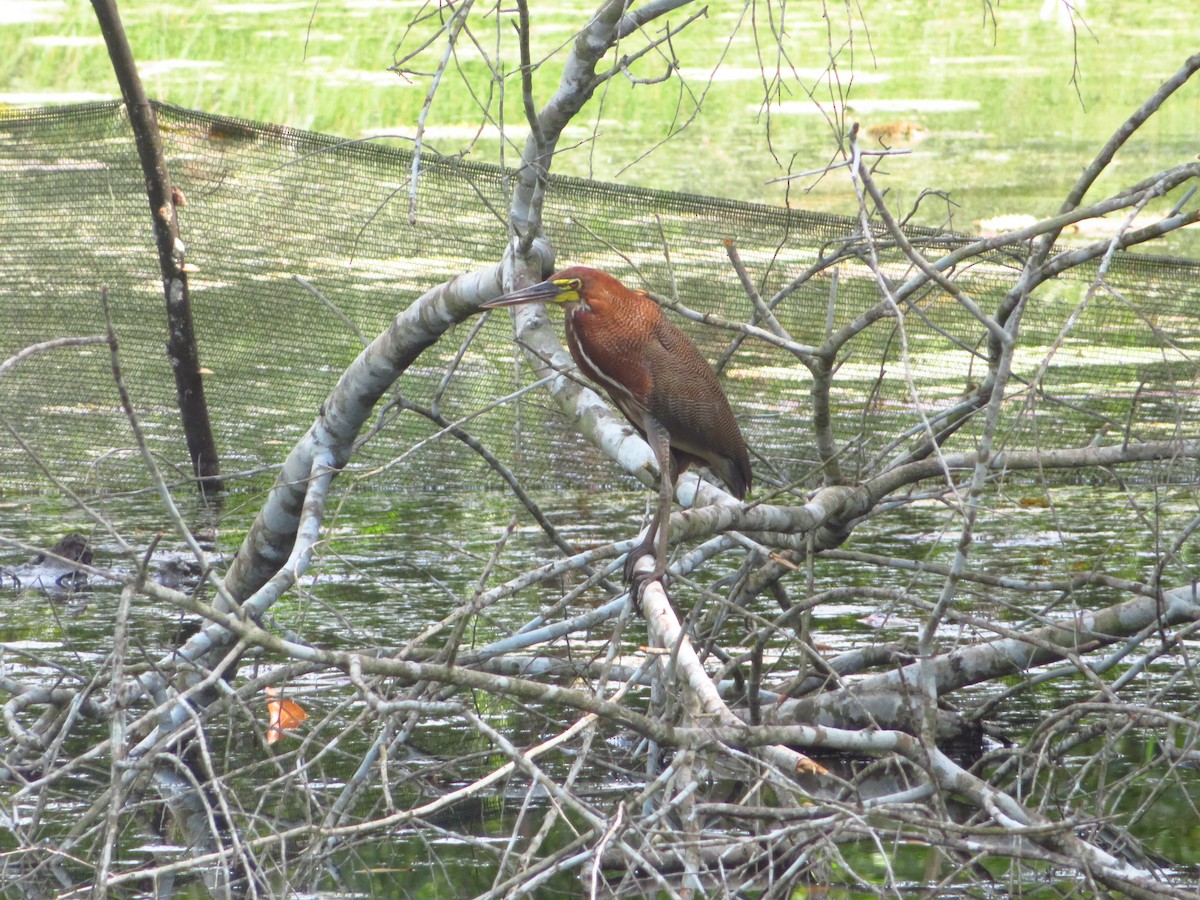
2 482 1199 895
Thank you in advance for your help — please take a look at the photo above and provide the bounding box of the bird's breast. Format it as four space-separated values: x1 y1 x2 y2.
565 304 654 406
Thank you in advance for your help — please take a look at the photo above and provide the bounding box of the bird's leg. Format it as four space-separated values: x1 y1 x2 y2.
625 415 675 593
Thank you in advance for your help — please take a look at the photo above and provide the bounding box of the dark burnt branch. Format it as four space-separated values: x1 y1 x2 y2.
90 0 221 491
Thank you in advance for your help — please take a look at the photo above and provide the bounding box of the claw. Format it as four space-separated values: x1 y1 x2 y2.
622 536 655 584
623 534 665 615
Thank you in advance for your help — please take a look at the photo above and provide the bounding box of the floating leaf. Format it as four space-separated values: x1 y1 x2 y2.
265 686 308 744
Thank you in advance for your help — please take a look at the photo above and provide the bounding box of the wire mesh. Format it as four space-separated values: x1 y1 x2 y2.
1 101 1198 496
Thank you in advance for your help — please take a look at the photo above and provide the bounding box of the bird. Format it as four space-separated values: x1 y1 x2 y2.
483 266 751 589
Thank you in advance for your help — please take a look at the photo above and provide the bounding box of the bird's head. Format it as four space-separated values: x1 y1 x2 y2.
481 266 627 312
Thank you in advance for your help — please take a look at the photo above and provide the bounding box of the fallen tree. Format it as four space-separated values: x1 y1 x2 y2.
2 3 1199 897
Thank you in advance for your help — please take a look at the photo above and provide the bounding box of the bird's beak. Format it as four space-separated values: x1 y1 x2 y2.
480 280 565 309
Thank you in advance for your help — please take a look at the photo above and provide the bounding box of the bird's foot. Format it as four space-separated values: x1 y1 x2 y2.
623 539 664 615
622 538 654 584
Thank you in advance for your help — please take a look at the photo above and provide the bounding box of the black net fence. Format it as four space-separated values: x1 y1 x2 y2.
2 101 1199 497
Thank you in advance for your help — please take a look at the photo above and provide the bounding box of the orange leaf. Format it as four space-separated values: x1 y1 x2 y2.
265 686 308 744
